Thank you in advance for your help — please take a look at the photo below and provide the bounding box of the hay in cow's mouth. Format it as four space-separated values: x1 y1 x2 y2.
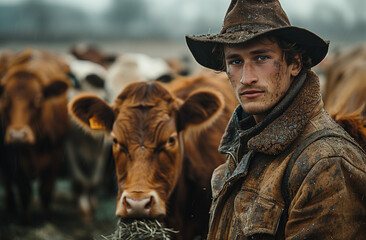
100 218 179 240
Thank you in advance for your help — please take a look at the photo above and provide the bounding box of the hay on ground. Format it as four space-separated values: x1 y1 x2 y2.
100 218 179 240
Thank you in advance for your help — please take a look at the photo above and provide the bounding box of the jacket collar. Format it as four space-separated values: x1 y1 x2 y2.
219 70 321 156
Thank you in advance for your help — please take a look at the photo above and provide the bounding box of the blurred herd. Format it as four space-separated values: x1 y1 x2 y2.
0 41 365 239
0 44 193 238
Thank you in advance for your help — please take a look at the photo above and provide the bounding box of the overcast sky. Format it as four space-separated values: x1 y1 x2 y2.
0 0 364 47
0 0 352 20
48 0 353 22
0 0 359 24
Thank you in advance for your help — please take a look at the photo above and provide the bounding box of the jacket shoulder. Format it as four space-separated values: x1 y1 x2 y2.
287 129 366 199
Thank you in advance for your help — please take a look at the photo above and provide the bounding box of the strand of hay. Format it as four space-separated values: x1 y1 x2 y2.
100 219 179 240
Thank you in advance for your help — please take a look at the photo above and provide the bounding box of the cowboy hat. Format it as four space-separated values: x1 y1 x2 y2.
186 0 329 71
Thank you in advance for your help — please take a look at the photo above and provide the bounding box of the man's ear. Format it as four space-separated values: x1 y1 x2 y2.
69 94 115 132
291 55 302 77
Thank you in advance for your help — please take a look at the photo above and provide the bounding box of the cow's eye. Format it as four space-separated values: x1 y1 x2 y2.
112 137 122 150
165 136 176 147
168 137 175 144
112 138 129 153
112 138 120 151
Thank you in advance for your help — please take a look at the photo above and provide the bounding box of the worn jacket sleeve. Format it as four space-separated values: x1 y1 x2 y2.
285 156 366 240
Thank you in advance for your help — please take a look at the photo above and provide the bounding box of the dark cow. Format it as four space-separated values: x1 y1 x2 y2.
70 43 116 69
64 55 113 221
69 71 237 239
0 49 70 222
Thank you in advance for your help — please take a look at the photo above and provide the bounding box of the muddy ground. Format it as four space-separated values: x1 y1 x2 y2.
0 179 119 240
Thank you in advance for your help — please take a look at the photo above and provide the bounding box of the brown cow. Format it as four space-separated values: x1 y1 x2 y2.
0 49 15 78
69 71 237 239
0 49 70 222
322 45 366 149
322 44 366 104
330 108 366 150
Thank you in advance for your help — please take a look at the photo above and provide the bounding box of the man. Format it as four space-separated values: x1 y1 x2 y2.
186 0 366 239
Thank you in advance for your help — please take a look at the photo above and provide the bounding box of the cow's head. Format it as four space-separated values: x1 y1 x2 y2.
0 67 69 144
69 81 224 219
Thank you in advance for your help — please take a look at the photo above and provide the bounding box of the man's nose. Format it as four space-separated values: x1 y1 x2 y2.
240 63 257 85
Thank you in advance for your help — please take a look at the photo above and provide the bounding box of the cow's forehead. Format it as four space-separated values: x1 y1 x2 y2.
5 74 42 94
113 102 175 145
111 81 179 143
115 81 174 105
112 81 178 125
115 89 176 117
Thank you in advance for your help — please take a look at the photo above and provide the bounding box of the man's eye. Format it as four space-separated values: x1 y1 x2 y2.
230 59 242 65
257 56 269 61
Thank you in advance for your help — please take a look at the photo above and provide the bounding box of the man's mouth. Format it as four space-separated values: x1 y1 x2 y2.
241 90 264 98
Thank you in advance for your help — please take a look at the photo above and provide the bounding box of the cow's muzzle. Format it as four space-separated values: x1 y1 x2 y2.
115 191 165 218
5 125 35 145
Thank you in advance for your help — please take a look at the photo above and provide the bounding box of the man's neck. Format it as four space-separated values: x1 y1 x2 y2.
252 71 307 124
253 114 264 123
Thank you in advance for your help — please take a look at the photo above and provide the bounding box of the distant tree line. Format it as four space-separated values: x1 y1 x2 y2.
292 1 366 47
0 0 365 46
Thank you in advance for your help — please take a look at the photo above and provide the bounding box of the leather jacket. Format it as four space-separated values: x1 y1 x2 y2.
207 71 366 240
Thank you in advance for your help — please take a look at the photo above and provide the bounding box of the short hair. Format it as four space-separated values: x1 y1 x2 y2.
215 33 312 72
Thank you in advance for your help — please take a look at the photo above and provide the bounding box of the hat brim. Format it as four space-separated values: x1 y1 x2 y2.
186 26 329 71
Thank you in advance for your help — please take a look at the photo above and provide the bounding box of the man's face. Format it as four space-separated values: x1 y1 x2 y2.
224 37 301 122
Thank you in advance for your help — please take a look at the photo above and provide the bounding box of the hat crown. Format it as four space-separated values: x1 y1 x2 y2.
221 0 290 34
185 0 329 70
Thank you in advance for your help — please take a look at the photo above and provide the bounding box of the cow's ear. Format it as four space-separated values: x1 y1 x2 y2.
155 73 175 83
176 90 224 132
43 80 69 98
69 94 115 132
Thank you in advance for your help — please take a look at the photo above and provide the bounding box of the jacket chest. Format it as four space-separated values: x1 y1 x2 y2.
208 151 289 239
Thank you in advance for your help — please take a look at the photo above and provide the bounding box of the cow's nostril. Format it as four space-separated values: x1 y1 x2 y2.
123 196 132 209
144 196 154 210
